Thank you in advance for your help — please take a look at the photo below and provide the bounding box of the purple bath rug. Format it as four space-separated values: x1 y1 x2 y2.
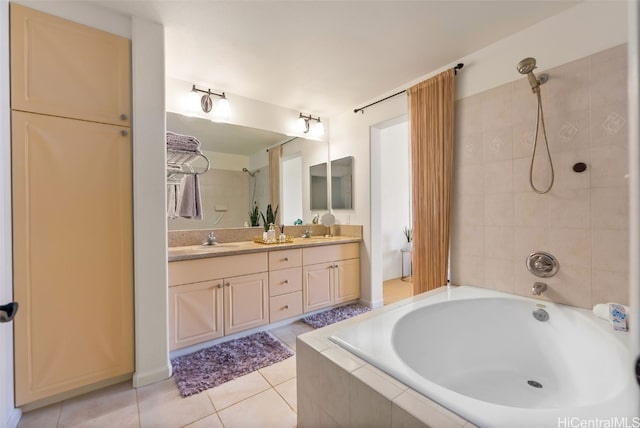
302 303 371 329
171 331 294 397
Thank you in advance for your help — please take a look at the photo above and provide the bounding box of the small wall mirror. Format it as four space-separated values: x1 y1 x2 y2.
331 156 353 209
310 162 328 210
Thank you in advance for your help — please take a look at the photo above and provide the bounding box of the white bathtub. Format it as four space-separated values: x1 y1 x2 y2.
330 286 638 427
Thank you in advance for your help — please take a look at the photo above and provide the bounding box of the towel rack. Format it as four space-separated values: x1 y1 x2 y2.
167 149 210 184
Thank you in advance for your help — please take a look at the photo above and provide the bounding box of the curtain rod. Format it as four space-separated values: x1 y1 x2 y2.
353 63 464 114
266 136 298 152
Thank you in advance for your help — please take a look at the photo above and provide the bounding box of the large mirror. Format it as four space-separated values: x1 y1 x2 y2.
331 156 353 210
167 112 328 230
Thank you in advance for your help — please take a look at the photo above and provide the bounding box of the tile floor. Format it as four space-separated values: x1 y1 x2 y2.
18 288 411 428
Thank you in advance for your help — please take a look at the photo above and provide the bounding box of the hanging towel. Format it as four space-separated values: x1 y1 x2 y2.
178 174 203 220
167 182 182 219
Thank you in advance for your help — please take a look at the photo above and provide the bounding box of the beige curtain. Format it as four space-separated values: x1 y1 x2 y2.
408 69 456 294
269 146 281 219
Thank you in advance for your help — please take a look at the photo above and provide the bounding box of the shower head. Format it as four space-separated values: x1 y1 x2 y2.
517 57 537 74
517 57 546 94
242 168 257 177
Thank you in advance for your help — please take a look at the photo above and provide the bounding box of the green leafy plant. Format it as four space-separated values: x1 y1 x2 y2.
260 204 279 232
403 226 413 243
248 202 260 227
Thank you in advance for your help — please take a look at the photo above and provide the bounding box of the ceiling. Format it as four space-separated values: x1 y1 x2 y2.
98 1 579 117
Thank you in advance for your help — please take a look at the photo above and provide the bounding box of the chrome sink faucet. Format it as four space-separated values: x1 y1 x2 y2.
203 232 217 246
532 282 547 296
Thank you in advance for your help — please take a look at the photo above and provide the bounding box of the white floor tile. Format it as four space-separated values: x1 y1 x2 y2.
217 388 297 428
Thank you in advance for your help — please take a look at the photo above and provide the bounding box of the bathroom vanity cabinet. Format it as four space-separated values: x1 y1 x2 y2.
168 253 269 350
168 239 361 351
302 243 360 313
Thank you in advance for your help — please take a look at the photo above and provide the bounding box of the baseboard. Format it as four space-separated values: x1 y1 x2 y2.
132 364 172 388
7 407 21 428
360 297 384 309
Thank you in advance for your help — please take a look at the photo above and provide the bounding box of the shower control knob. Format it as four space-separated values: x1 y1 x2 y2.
526 252 559 278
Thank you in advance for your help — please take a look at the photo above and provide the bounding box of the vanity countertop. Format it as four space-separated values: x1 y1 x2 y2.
168 236 361 262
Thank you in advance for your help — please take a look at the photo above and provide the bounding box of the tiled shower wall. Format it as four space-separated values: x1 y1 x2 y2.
450 44 629 308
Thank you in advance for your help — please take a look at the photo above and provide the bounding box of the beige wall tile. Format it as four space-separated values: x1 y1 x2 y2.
297 389 321 428
549 228 591 269
512 122 536 159
549 189 590 229
590 102 628 148
350 376 393 428
484 193 514 227
545 263 592 308
456 133 483 166
591 187 629 230
514 192 549 227
591 269 629 306
483 160 513 194
296 340 351 427
552 150 591 191
514 227 550 265
352 365 407 402
545 108 589 154
455 95 483 137
543 57 590 117
450 224 483 257
393 390 466 428
482 127 513 162
592 229 629 273
513 157 543 193
484 257 515 293
449 255 485 288
392 403 429 428
511 79 538 126
452 194 484 227
590 145 629 188
453 164 484 196
481 84 512 131
484 226 514 260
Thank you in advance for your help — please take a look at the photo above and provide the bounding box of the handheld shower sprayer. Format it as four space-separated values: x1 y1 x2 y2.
517 57 554 194
517 57 548 94
242 168 257 177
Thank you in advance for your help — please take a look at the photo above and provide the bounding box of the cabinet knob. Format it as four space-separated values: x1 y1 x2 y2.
217 284 222 289
283 280 288 284
120 130 128 136
282 305 289 310
225 282 230 287
284 257 289 261
120 114 128 121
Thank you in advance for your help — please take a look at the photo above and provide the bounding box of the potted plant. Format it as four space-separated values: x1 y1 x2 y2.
248 202 260 227
403 226 413 250
260 204 279 232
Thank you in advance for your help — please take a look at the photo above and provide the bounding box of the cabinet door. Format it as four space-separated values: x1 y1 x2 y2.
302 262 333 313
334 258 361 304
224 272 269 335
169 281 224 351
12 111 133 406
10 4 131 126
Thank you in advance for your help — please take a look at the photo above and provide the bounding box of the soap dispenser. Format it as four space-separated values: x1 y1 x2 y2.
279 224 286 243
267 223 276 243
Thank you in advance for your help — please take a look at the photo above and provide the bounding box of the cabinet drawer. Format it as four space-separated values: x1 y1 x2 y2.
269 292 303 323
269 249 302 270
168 253 268 286
303 243 360 265
269 267 302 297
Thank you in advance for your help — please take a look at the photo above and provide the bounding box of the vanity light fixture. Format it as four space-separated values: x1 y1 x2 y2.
296 113 325 136
190 84 230 117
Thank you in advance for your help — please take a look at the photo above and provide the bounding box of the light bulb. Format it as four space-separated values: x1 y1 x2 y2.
314 120 325 136
187 89 201 113
217 96 231 119
296 116 308 133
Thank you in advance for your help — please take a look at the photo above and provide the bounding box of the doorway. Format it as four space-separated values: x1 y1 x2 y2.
370 117 413 305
